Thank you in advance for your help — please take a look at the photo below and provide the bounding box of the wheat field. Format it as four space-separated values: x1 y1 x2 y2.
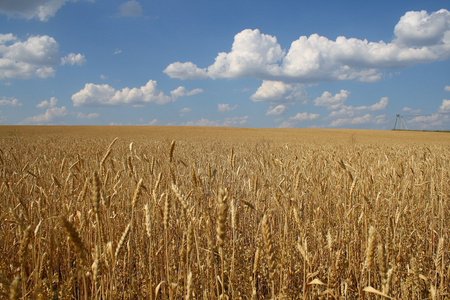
0 126 448 299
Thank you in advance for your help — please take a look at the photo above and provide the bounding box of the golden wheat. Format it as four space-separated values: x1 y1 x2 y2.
0 126 448 299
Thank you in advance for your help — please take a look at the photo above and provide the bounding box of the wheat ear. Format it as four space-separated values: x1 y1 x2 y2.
262 214 276 298
216 188 228 297
60 216 85 260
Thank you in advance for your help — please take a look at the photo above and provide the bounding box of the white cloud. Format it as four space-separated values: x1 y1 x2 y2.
439 99 450 113
180 107 192 114
114 49 122 55
217 103 237 112
329 114 389 128
329 97 389 118
401 99 450 129
206 29 284 79
165 9 450 84
313 90 350 110
1 35 59 64
119 0 143 17
279 112 319 128
374 115 389 125
369 97 389 110
25 101 68 124
250 80 307 103
291 112 320 121
182 116 248 127
330 114 373 127
0 34 83 79
72 80 202 107
170 86 203 98
408 114 439 123
445 86 450 92
394 9 450 47
0 97 22 107
179 107 191 116
61 53 86 66
36 97 58 108
0 0 75 21
408 113 450 129
72 84 115 107
100 74 107 80
148 118 158 125
266 104 286 115
223 116 249 126
0 33 16 44
403 107 422 115
164 29 283 80
77 112 99 119
164 62 208 80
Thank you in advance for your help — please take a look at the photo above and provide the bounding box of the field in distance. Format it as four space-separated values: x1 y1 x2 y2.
0 126 448 299
1 125 450 144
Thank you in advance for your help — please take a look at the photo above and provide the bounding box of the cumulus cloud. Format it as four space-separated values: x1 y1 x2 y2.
170 86 203 98
61 53 86 66
250 80 307 103
279 112 319 128
394 9 450 47
165 9 450 89
329 97 389 118
36 97 58 108
0 34 84 79
329 114 389 127
207 29 284 79
266 104 286 115
0 97 22 106
217 103 237 112
291 112 320 121
313 90 350 110
330 114 372 127
445 86 450 92
72 80 202 107
119 0 143 17
439 99 450 113
401 99 450 129
77 112 99 119
408 113 450 129
148 118 158 125
0 0 75 21
164 29 283 80
403 107 422 115
0 33 16 44
369 97 389 110
180 107 192 114
25 97 68 124
31 106 68 123
408 114 440 123
164 62 208 80
1 34 59 64
179 107 191 116
223 116 249 126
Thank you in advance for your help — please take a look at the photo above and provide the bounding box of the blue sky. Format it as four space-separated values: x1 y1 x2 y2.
1 0 449 129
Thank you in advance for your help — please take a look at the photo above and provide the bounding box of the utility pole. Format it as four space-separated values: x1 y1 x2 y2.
393 114 408 130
